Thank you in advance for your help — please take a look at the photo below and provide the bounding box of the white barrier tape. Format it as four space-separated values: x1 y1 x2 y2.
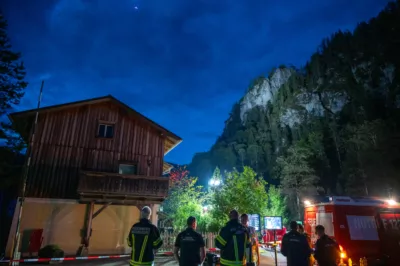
0 254 130 263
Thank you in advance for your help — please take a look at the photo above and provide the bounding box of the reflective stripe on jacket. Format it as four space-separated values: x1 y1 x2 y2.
127 218 163 266
215 219 250 266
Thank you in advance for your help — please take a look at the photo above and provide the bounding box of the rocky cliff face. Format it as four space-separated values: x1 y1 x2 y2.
238 66 354 129
240 68 292 122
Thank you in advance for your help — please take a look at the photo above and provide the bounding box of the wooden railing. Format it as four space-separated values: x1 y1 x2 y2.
77 171 169 203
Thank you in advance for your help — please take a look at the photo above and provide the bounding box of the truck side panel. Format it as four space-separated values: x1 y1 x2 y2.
378 210 400 265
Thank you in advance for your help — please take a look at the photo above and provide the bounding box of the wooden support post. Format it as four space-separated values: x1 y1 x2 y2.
85 201 94 248
78 201 95 256
78 201 112 256
78 202 93 256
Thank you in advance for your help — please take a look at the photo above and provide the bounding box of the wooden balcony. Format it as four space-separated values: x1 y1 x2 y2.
77 171 170 205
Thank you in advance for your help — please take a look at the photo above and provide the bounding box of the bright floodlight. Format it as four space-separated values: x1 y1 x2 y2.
304 200 311 206
209 178 221 187
387 199 397 206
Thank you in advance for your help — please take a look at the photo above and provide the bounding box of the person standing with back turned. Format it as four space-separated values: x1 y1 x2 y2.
127 206 163 266
314 225 339 266
298 224 314 266
281 221 311 266
215 210 249 266
174 216 206 266
240 214 260 266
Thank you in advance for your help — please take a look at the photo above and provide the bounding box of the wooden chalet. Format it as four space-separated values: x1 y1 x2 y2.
5 95 181 256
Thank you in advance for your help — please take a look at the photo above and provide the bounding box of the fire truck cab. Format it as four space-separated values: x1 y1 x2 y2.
304 196 400 266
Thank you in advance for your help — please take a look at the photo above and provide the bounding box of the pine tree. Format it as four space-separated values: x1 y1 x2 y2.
0 12 27 116
276 141 320 220
0 13 28 188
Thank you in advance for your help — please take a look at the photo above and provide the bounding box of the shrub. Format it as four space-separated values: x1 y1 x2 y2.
38 245 65 258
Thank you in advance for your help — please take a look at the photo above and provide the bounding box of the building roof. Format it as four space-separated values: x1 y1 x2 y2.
8 95 182 155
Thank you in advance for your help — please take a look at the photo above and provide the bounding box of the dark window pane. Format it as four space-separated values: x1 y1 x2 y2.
119 164 137 175
98 124 106 137
105 125 114 138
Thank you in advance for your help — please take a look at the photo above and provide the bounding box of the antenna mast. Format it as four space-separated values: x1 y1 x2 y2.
9 80 44 265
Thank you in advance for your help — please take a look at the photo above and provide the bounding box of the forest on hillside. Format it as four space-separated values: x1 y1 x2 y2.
188 1 400 217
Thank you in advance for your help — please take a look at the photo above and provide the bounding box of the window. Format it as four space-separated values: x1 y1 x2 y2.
316 212 335 237
97 123 114 138
346 215 379 241
119 164 137 175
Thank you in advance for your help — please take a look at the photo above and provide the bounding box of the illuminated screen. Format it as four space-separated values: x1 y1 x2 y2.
264 216 283 230
248 214 260 231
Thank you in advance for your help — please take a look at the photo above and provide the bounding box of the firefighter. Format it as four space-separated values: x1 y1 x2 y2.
298 224 314 266
240 214 260 266
174 216 206 266
281 221 311 266
215 210 250 266
127 206 163 266
314 225 339 266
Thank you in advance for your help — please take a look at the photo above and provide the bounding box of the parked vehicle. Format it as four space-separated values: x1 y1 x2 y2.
304 196 400 266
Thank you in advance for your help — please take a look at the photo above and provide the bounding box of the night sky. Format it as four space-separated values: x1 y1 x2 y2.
2 0 391 164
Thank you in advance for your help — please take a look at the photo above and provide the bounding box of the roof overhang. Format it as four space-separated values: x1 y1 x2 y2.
162 162 174 175
8 95 182 155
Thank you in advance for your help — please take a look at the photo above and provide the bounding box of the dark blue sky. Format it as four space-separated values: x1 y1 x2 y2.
2 0 391 164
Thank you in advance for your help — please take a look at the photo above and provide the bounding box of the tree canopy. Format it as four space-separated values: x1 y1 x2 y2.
161 166 288 231
0 12 28 189
0 12 27 117
160 168 209 231
209 166 270 229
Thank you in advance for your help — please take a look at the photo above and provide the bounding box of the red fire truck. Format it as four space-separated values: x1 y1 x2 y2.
304 196 400 266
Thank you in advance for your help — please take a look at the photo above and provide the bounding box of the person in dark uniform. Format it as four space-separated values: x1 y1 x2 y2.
281 221 311 266
174 216 206 266
298 224 314 266
127 206 163 266
215 210 249 266
314 225 339 266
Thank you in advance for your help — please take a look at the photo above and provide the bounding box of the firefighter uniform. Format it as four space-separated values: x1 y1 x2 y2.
215 220 250 266
281 230 311 266
127 218 163 266
314 235 339 266
245 226 260 266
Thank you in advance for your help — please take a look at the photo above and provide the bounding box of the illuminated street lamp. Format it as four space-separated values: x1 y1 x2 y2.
209 178 221 187
304 200 312 206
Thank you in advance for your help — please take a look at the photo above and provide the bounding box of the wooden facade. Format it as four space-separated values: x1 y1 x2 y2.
9 96 182 204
